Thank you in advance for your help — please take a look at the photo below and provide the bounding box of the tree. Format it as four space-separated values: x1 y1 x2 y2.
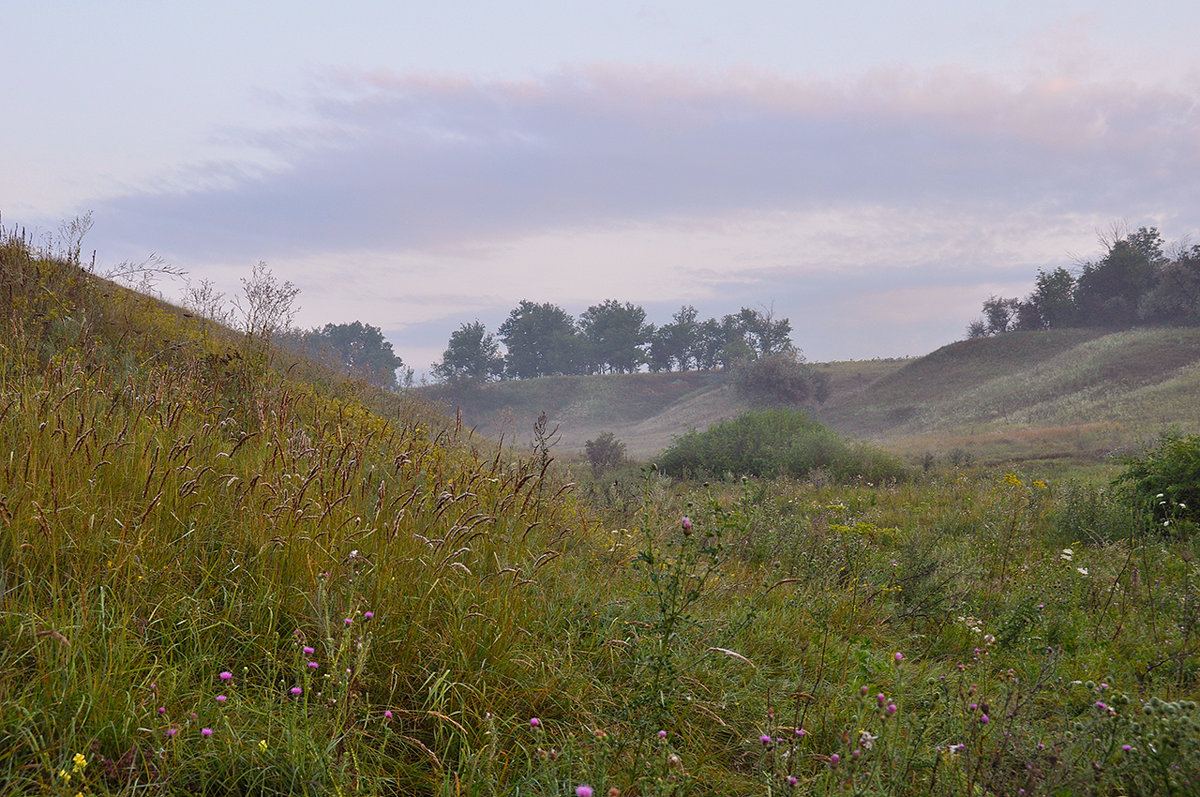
982 296 1020 335
302 321 406 389
432 321 504 384
1029 267 1076 328
584 431 627 472
1075 229 1160 327
737 306 795 357
498 300 583 378
579 300 649 373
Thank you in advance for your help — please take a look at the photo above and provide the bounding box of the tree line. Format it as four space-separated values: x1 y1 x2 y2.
968 225 1200 337
432 302 795 384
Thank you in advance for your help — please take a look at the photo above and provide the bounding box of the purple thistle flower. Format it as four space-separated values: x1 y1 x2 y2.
576 786 593 797
760 734 772 745
529 717 540 728
658 729 667 739
157 707 166 715
290 687 302 696
894 652 904 663
166 728 177 737
981 715 990 724
219 671 232 681
681 516 692 532
384 710 393 719
830 753 840 765
364 611 374 620
216 695 227 703
303 646 314 655
887 703 898 715
201 728 213 738
344 618 352 626
308 662 319 669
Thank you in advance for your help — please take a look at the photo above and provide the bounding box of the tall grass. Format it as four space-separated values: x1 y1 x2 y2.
4 232 1200 794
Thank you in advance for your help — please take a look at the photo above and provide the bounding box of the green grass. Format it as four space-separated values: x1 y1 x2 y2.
5 230 1200 794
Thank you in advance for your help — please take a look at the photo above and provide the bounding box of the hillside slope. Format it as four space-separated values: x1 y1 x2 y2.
425 327 1200 466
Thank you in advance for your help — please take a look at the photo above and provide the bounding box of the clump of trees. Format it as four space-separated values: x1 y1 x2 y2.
433 301 797 383
968 225 1200 337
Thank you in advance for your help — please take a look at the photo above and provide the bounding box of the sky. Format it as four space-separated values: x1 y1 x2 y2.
4 1 1199 376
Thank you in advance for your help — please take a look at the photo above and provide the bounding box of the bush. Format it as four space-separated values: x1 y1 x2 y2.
584 431 627 472
655 407 906 483
731 352 829 406
1114 431 1200 533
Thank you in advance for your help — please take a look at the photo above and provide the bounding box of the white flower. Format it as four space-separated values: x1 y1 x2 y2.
1076 567 1089 576
1060 548 1074 561
859 730 877 750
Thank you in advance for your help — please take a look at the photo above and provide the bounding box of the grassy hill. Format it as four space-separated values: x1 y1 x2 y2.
7 225 1200 795
425 328 1200 470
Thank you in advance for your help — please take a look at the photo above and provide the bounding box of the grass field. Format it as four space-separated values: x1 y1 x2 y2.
4 231 1200 795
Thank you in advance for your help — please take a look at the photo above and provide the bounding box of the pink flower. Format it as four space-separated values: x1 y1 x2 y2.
344 618 352 626
216 695 227 703
308 662 319 669
201 728 213 738
166 727 177 737
384 710 393 719
576 786 593 797
290 687 302 696
681 516 692 532
658 730 667 739
219 671 232 681
830 753 840 765
303 646 314 655
529 717 540 728
886 703 897 715
894 652 904 663
364 611 374 620
980 715 990 724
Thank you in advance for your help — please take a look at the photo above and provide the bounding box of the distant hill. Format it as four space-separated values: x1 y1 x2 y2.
422 327 1200 467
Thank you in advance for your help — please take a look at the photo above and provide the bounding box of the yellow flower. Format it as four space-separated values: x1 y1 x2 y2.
72 752 88 771
258 739 268 752
58 769 71 783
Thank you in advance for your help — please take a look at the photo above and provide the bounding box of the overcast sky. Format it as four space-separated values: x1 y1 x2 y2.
4 1 1199 374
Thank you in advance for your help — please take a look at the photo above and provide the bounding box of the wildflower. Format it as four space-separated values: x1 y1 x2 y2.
876 693 886 705
1076 567 1089 576
980 715 990 724
258 739 268 752
529 717 540 728
344 618 352 626
760 734 772 745
576 786 594 797
303 646 315 655
829 753 840 765
166 728 177 737
658 729 667 739
158 706 166 714
894 652 904 663
72 753 86 771
384 710 393 719
364 611 374 620
216 694 227 703
859 730 877 750
681 516 692 533
852 749 861 758
219 671 232 682
1060 548 1074 561
788 775 798 786
290 687 302 696
886 703 897 715
201 728 213 737
308 661 319 669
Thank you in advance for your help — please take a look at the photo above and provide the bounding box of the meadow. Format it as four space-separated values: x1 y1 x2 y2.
3 231 1200 795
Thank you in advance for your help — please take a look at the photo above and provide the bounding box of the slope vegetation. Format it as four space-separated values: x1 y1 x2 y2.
427 327 1200 467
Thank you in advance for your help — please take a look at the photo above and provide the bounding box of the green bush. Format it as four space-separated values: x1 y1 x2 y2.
584 431 627 472
1114 431 1200 533
731 351 829 406
655 407 906 482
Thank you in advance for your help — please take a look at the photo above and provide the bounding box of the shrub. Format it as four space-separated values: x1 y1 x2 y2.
1114 431 1200 533
731 351 828 406
584 431 627 472
655 408 906 482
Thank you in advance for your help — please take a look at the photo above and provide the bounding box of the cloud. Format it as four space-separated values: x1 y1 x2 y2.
90 65 1200 264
